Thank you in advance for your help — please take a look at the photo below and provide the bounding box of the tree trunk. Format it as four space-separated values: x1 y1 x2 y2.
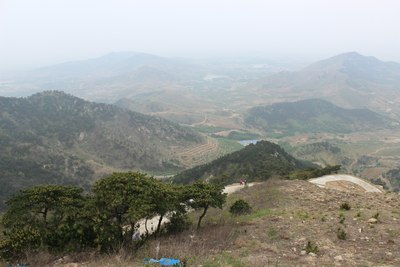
197 205 208 229
42 207 48 228
156 214 164 235
145 218 149 236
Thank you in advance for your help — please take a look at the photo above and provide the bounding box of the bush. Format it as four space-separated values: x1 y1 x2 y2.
305 241 319 254
165 213 191 234
339 213 345 224
229 199 252 216
340 202 351 211
0 227 41 261
337 227 347 240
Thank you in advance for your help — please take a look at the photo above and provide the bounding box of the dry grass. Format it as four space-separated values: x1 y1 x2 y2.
135 224 238 266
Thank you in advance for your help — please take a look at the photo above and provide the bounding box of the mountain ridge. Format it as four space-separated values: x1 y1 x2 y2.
245 98 397 135
173 140 311 185
253 52 400 118
0 91 205 209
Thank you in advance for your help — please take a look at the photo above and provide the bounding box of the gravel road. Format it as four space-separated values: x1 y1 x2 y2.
309 174 383 193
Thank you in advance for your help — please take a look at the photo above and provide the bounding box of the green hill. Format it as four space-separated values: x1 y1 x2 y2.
245 99 397 135
0 91 204 210
173 140 311 185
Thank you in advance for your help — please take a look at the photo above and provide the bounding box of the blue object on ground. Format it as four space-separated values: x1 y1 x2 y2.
159 258 180 265
144 257 181 266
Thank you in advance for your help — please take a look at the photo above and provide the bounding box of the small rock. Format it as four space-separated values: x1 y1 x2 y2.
300 250 307 256
308 252 317 257
386 252 393 256
334 255 344 261
368 218 378 224
358 228 362 233
291 247 297 252
54 258 63 265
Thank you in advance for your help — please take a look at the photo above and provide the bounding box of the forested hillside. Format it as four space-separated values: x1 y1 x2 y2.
173 140 312 185
245 99 396 135
0 91 204 210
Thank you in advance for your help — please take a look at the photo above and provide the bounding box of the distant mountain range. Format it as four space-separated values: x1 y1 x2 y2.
173 140 310 185
4 51 400 126
245 99 398 135
0 91 204 209
253 52 400 118
1 52 208 102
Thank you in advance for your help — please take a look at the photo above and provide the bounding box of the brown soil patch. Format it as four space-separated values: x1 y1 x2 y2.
325 180 367 193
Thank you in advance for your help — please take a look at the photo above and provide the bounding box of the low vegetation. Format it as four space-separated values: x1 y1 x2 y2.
0 172 226 262
340 202 351 211
229 199 252 216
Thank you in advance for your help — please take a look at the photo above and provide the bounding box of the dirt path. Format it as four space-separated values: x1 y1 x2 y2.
138 183 254 235
223 182 255 194
309 174 383 193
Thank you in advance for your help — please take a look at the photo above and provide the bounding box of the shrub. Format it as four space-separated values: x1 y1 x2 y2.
337 227 347 240
305 241 319 254
229 199 252 216
339 213 345 224
165 213 191 234
340 202 351 211
0 227 41 261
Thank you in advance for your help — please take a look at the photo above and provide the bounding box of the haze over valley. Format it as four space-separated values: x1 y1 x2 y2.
2 51 400 200
1 1 400 266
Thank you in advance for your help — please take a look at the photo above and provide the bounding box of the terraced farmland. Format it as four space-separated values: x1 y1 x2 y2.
176 137 219 166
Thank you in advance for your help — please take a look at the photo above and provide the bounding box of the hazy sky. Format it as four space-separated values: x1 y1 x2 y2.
1 0 399 71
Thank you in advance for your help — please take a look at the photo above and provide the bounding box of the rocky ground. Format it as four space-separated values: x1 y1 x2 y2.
229 179 400 266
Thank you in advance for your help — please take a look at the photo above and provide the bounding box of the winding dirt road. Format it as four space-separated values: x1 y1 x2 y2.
309 174 383 193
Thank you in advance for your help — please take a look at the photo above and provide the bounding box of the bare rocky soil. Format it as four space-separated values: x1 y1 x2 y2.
234 179 400 266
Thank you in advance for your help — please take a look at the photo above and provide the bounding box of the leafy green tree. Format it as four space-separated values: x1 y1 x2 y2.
1 185 85 258
184 181 226 229
92 172 155 249
147 182 181 235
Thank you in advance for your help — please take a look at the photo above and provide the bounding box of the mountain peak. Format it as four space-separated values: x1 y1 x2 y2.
312 51 378 67
335 51 365 58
